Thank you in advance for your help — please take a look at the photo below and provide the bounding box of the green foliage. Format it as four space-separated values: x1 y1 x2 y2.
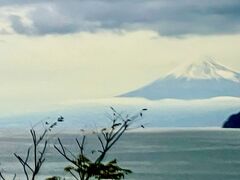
45 176 62 180
90 159 132 180
54 107 147 180
0 108 147 180
63 156 132 180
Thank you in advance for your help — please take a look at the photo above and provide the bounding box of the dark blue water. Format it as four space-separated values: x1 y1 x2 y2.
1 129 240 180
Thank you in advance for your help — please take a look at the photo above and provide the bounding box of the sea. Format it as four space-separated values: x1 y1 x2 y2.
0 129 240 180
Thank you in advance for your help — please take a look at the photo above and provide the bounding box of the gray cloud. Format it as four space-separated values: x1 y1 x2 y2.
4 0 240 36
9 15 32 34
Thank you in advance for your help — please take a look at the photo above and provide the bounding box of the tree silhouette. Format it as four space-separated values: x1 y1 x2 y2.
0 107 147 180
51 107 147 180
0 171 16 180
14 118 64 180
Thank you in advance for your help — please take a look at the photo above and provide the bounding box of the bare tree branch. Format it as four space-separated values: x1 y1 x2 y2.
14 117 63 180
54 107 147 180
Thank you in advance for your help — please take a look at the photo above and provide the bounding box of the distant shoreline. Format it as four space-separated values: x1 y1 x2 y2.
1 127 240 138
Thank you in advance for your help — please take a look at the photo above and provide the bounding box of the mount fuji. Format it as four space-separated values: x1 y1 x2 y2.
121 58 240 99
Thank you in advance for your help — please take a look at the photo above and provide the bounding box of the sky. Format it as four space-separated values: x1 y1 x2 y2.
0 0 240 115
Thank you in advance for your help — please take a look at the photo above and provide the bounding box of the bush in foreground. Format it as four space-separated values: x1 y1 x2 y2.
0 107 147 180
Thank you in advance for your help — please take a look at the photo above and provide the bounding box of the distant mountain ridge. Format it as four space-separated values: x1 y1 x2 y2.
121 58 240 99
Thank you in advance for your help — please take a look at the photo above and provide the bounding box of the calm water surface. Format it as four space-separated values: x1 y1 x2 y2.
0 129 240 180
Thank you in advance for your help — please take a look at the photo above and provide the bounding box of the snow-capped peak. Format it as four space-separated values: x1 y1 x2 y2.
166 57 240 82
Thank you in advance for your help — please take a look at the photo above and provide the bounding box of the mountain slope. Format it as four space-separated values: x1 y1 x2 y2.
167 58 240 82
121 58 240 99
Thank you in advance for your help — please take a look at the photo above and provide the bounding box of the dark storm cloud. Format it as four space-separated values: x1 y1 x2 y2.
4 0 240 36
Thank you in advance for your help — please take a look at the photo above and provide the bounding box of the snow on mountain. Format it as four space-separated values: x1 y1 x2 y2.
121 57 240 99
167 57 240 82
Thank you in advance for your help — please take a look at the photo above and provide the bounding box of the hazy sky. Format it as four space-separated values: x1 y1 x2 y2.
0 0 240 115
